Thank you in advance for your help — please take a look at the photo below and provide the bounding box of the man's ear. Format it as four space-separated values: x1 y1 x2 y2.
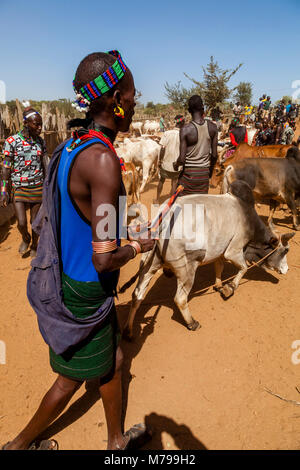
113 89 122 108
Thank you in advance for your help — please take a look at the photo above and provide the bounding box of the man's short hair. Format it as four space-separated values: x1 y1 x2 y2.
188 95 204 113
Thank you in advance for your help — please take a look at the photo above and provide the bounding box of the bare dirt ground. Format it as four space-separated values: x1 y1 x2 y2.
1 134 300 450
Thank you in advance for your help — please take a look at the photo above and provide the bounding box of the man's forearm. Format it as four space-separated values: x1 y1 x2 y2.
92 244 136 273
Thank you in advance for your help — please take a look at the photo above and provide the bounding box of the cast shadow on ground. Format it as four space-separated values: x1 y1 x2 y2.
260 212 297 231
142 412 207 450
0 216 15 244
39 379 101 441
118 261 279 335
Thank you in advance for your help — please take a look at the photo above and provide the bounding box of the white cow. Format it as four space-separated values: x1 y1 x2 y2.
131 121 143 136
123 181 294 339
117 137 161 192
143 120 160 135
246 127 257 145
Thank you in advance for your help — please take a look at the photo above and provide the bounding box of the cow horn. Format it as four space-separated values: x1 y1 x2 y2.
280 232 295 246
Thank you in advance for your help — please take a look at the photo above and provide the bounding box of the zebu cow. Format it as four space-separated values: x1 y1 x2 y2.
123 181 293 339
211 142 295 189
117 138 160 193
131 121 143 136
143 120 160 135
222 147 300 229
122 161 140 206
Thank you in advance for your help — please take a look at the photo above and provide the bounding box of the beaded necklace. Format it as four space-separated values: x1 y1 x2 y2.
66 128 125 172
18 130 38 146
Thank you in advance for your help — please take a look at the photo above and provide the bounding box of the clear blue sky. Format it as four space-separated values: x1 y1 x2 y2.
1 0 299 106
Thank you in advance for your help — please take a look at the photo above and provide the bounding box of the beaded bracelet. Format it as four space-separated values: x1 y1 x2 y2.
2 160 12 169
1 180 8 196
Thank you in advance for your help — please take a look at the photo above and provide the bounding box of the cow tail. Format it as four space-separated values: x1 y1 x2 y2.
118 244 157 293
222 165 234 194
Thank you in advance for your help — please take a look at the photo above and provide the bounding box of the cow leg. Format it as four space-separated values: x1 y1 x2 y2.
139 165 151 193
123 251 162 340
213 258 225 292
267 200 279 230
174 263 200 331
284 192 300 230
221 249 248 299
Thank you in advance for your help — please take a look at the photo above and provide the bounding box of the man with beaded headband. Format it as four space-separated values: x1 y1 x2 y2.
0 107 48 257
3 51 155 451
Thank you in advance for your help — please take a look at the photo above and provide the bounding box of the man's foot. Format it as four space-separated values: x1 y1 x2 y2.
116 423 152 450
2 439 58 450
18 240 30 255
30 249 37 258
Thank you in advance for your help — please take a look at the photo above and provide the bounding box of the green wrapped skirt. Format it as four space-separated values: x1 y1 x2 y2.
49 272 120 381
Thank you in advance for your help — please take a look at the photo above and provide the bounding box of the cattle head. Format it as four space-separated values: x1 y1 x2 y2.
210 162 225 188
244 232 295 274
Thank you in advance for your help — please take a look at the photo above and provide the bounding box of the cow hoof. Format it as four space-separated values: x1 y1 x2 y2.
187 320 201 331
220 283 235 300
122 327 134 342
293 225 300 231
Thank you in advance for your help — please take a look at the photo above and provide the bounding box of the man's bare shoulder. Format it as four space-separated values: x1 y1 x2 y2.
74 143 121 183
206 119 218 131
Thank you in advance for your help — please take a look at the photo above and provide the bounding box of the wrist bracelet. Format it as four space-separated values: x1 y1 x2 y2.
92 239 117 254
128 244 137 258
129 240 142 255
1 180 8 196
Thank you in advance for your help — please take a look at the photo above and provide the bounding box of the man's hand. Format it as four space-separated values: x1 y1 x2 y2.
173 161 179 171
128 221 157 253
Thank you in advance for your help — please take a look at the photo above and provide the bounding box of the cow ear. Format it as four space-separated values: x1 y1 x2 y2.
269 236 279 247
281 232 295 246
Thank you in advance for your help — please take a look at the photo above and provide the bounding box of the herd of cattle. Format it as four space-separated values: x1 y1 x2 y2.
118 120 299 339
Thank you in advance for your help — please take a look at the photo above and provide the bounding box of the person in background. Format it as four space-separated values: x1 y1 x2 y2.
0 107 48 257
281 119 295 145
229 118 248 147
255 118 274 146
286 100 292 116
262 96 271 120
173 95 218 196
233 102 242 117
154 114 185 203
159 114 166 132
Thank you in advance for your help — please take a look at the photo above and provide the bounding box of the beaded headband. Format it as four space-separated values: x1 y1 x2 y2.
72 50 127 113
175 116 184 124
24 111 40 121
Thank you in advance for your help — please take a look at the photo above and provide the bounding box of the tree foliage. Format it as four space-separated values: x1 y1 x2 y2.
164 81 198 111
184 56 243 110
233 82 253 106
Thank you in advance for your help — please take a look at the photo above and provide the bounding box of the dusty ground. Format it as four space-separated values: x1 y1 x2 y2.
1 138 300 450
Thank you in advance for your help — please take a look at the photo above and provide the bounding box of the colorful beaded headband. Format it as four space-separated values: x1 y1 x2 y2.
72 50 127 113
175 116 184 124
24 111 40 121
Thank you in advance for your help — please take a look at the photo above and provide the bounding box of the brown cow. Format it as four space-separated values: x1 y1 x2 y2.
122 161 140 206
211 143 294 189
222 147 300 230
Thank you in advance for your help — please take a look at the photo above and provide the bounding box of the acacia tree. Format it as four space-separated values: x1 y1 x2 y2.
164 81 198 111
184 56 243 110
233 82 253 106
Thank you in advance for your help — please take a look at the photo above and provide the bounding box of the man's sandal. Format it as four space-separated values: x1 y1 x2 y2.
119 423 152 450
1 439 58 450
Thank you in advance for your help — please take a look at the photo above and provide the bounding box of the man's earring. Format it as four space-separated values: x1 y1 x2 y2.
114 106 125 118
